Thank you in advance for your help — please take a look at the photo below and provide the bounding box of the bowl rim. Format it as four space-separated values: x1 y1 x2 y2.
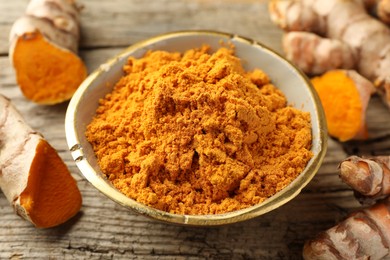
65 30 328 226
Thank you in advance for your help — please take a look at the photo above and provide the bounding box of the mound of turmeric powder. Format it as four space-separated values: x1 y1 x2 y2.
86 45 313 215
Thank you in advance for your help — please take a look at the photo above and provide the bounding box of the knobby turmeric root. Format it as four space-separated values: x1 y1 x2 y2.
364 0 390 25
282 32 356 76
9 0 87 105
268 0 390 109
340 155 390 203
0 95 82 228
303 198 390 260
311 70 376 142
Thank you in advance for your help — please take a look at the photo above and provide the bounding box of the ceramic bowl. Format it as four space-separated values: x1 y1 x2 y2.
65 30 327 226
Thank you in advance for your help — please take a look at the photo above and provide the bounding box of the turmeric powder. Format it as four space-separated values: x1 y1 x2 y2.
86 45 313 215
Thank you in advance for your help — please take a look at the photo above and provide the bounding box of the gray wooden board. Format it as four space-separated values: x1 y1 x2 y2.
1 0 390 259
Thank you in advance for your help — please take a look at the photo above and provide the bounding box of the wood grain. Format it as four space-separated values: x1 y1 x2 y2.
1 0 390 259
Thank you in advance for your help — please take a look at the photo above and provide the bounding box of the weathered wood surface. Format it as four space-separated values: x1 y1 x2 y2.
1 0 390 259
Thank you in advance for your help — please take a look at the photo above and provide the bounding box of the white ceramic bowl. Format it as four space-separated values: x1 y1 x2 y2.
65 30 327 226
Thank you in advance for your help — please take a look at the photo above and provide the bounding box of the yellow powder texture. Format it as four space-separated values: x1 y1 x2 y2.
86 45 313 215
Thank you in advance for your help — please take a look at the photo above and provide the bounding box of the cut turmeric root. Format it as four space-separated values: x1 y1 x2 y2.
9 0 87 105
0 95 82 228
12 31 87 104
311 70 376 142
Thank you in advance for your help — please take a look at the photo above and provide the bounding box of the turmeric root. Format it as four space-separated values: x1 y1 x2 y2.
303 198 390 260
9 0 87 105
268 0 390 109
282 32 356 76
311 70 376 142
0 95 82 228
339 155 390 202
364 0 390 25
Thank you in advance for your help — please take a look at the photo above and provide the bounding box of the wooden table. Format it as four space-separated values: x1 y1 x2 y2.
1 0 390 259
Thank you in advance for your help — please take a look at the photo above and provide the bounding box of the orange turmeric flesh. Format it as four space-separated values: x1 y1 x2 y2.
12 31 87 105
311 70 364 142
19 139 82 228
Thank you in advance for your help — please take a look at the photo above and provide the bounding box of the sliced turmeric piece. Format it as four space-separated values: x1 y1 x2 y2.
311 70 376 142
0 95 82 228
12 31 87 104
9 0 87 105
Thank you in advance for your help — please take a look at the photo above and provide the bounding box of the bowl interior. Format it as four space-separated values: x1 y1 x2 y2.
65 31 327 226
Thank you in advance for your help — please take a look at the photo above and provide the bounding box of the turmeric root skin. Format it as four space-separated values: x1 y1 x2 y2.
364 0 390 25
340 155 390 202
303 198 390 260
9 0 87 105
0 95 82 228
269 0 390 109
282 32 356 76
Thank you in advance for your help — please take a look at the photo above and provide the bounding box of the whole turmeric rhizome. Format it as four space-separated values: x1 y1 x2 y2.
86 45 313 215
